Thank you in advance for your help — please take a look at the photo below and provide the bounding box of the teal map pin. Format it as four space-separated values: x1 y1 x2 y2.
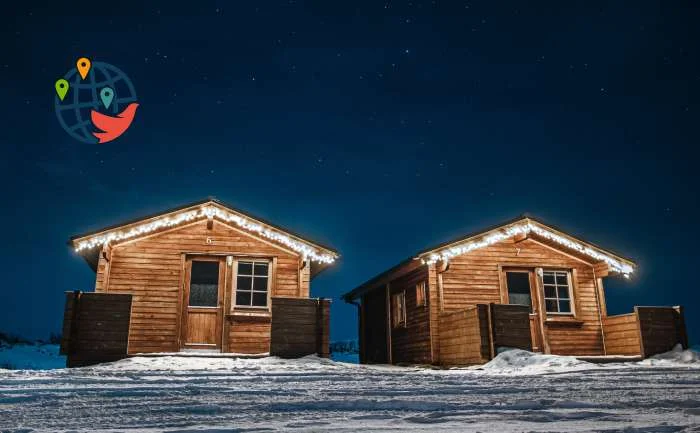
55 79 69 101
100 87 114 109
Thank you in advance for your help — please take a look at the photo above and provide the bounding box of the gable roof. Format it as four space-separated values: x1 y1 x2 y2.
69 197 339 276
342 214 636 302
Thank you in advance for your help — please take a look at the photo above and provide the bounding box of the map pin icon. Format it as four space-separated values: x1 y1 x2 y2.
100 87 114 109
55 79 69 101
77 57 91 80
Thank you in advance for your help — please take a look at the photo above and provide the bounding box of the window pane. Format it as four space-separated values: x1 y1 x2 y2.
542 272 555 285
254 262 269 276
558 300 571 313
545 299 558 313
557 286 570 299
237 276 252 290
556 273 568 285
506 272 532 312
544 286 556 298
252 292 267 307
189 261 219 307
238 262 253 275
236 291 251 306
253 276 268 291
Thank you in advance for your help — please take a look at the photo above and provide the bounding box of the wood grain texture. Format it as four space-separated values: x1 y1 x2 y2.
636 306 688 357
94 218 303 354
60 292 132 367
438 306 487 366
490 304 532 351
602 313 641 356
439 237 605 356
389 266 432 364
362 287 389 363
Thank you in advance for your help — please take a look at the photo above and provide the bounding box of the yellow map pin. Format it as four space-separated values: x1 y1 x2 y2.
77 57 91 80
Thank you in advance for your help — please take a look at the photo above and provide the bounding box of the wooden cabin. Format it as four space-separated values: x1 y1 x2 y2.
342 215 688 365
63 198 338 365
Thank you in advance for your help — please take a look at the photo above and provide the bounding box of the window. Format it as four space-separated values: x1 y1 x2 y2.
235 260 270 308
391 291 406 328
416 281 427 307
542 270 573 314
189 261 220 307
505 271 532 312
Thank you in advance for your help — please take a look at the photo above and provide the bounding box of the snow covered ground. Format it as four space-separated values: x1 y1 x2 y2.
0 347 698 432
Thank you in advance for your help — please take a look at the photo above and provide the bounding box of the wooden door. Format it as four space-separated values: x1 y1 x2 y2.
504 269 544 352
181 257 225 350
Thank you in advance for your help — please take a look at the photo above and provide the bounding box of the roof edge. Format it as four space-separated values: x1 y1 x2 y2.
342 213 637 302
68 197 340 257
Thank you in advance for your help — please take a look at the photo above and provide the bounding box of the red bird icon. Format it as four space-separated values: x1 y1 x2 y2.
90 103 139 143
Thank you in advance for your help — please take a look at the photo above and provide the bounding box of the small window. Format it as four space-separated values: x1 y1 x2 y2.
542 270 573 314
235 260 270 308
416 281 427 307
391 291 406 328
506 271 532 313
189 261 220 307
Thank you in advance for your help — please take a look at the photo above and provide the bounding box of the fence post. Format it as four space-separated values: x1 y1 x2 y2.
486 303 495 360
67 290 82 367
316 298 331 358
674 306 689 350
633 306 646 358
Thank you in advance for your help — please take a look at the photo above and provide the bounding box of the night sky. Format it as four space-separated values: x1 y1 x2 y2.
1 1 698 345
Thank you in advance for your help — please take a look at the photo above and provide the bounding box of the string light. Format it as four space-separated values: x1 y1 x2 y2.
74 205 337 264
421 221 634 276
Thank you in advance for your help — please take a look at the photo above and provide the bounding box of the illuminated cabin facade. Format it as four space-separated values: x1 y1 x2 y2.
343 215 687 365
66 198 337 361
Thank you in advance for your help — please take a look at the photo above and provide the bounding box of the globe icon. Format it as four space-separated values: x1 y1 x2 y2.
55 61 138 144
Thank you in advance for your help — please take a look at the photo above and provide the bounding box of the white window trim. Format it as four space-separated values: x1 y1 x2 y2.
542 269 574 315
231 258 272 311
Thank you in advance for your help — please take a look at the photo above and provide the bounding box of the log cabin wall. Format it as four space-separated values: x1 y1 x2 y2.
388 266 432 364
361 287 389 363
93 218 303 354
437 237 605 356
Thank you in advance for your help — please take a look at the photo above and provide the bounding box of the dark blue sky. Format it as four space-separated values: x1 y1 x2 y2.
1 1 698 344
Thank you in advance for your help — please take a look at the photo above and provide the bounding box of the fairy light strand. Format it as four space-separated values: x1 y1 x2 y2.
421 221 634 276
74 205 337 264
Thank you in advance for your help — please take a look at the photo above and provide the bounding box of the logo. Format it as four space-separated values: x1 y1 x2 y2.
54 57 139 144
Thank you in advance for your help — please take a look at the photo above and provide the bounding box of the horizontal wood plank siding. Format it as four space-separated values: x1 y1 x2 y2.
490 304 532 351
228 316 271 354
438 306 486 366
362 287 388 364
270 297 317 357
389 266 432 364
60 292 132 367
637 306 688 357
602 313 641 356
96 219 301 354
440 237 605 356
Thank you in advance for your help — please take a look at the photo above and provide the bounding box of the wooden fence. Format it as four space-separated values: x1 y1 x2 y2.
60 291 133 367
603 306 688 358
270 297 330 358
438 303 531 366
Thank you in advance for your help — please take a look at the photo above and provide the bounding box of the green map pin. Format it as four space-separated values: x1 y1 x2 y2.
55 79 69 101
100 87 114 109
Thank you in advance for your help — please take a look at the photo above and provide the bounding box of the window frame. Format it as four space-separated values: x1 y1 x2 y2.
391 291 407 328
232 258 272 311
541 269 574 316
416 281 427 307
